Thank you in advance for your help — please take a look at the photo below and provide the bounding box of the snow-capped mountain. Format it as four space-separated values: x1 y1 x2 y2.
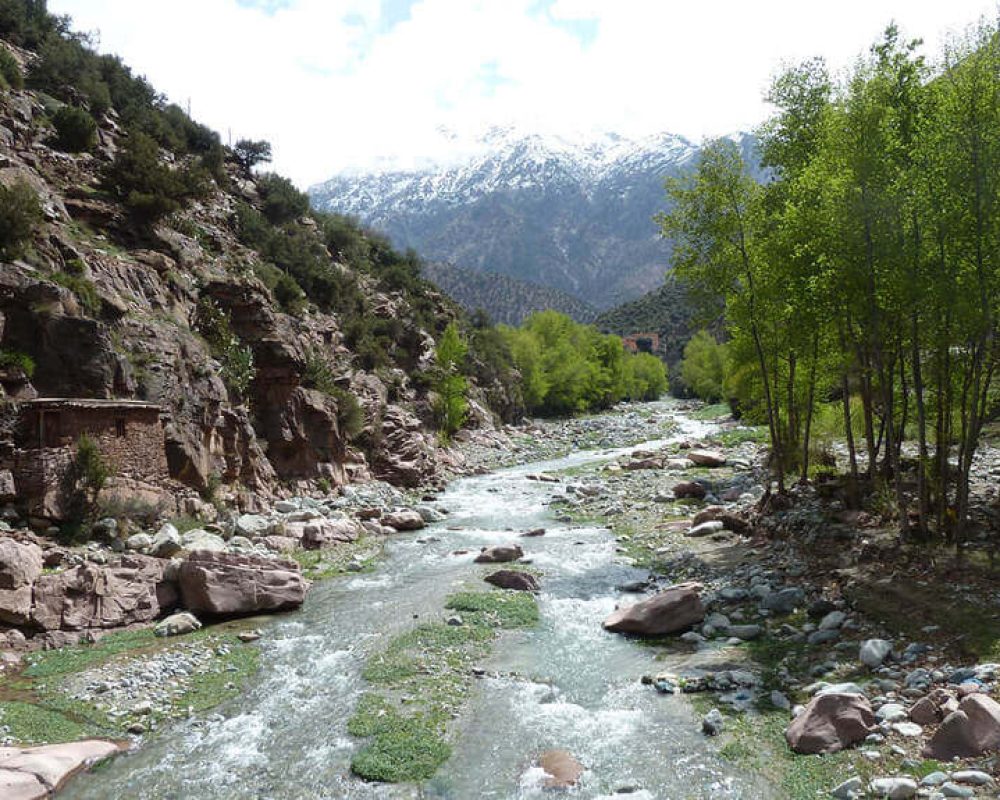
309 127 757 309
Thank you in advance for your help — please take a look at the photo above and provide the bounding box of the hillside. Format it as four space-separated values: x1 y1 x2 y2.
310 128 760 309
0 17 520 515
594 277 703 365
421 262 597 325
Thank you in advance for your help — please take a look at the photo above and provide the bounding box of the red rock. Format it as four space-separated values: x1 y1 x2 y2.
30 555 169 632
521 528 546 537
922 694 1000 760
0 740 120 794
484 570 539 592
909 696 940 726
672 482 706 500
0 539 43 590
603 582 705 636
178 550 307 616
474 544 524 564
290 518 361 549
785 693 876 754
686 449 727 467
538 749 583 788
381 510 425 531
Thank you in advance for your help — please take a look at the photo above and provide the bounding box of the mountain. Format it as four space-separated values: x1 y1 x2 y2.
421 262 597 325
310 127 758 309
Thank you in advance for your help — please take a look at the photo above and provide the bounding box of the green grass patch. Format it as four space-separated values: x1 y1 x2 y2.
692 403 731 420
0 700 96 744
291 536 384 580
173 635 260 713
24 628 157 679
349 590 539 783
715 426 768 447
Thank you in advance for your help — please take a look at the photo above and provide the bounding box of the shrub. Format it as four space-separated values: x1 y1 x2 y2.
51 105 96 152
0 45 22 89
74 434 109 508
433 322 468 439
257 173 309 225
0 180 42 259
332 387 364 441
195 297 256 401
50 270 101 316
0 349 35 377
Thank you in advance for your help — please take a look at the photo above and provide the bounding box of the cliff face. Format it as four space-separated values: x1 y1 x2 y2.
0 43 500 508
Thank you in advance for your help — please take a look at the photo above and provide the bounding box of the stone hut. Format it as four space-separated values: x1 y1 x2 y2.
0 398 168 519
622 333 661 356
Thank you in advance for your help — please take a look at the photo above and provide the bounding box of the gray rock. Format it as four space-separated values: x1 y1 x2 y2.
940 783 974 798
235 514 272 537
151 524 182 557
154 612 202 637
687 521 724 538
868 777 917 799
860 639 893 668
770 690 791 710
830 776 863 799
815 682 865 697
181 530 227 552
808 629 839 646
125 533 153 552
819 611 847 630
875 703 908 723
702 708 724 736
951 770 993 786
920 772 949 787
725 624 763 641
762 587 806 615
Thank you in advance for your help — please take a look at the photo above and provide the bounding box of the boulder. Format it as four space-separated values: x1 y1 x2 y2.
673 482 706 500
868 778 917 799
262 536 299 554
484 570 539 592
289 518 362 549
125 533 153 552
686 449 727 467
235 514 272 537
537 749 583 789
909 696 940 725
178 550 307 616
151 524 182 558
381 510 425 532
181 530 227 552
860 639 893 668
784 692 876 754
30 556 171 632
154 611 202 637
922 694 1000 760
474 544 524 564
521 528 546 538
603 582 704 637
761 587 806 615
0 539 43 590
687 520 724 538
0 740 121 794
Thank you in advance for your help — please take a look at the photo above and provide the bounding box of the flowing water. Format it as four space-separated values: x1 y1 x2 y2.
65 408 767 800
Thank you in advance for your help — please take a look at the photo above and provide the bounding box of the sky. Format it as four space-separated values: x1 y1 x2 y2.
48 0 1000 187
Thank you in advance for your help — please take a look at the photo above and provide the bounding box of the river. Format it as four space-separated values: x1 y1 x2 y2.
64 405 767 800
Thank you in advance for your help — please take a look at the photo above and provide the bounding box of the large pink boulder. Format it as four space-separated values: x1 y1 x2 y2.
484 570 539 592
0 740 121 796
687 449 727 467
287 518 362 549
0 539 43 626
538 749 584 788
922 694 1000 760
179 550 307 616
30 555 171 632
603 582 705 636
785 693 876 754
474 544 524 564
381 510 425 531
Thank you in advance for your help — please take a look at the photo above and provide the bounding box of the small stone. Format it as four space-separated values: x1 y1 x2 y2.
890 721 922 737
860 639 893 668
951 770 993 786
940 783 974 798
868 777 917 799
238 630 262 642
920 772 949 787
702 708 724 736
830 776 863 799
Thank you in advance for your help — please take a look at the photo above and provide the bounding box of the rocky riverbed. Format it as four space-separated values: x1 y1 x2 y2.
5 398 1000 798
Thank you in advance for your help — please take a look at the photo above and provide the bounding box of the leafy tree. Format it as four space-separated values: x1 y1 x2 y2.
51 104 96 152
0 180 41 259
73 433 109 512
195 297 256 401
233 139 272 172
0 45 22 89
257 173 309 225
679 330 727 402
434 322 468 438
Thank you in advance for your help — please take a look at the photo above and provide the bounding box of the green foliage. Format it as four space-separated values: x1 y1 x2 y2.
257 173 309 226
500 310 667 416
51 104 96 152
50 269 101 315
433 322 468 439
0 44 22 89
233 138 271 171
0 179 42 259
300 348 364 439
73 434 109 509
103 130 210 223
195 297 255 401
679 330 728 402
0 348 35 376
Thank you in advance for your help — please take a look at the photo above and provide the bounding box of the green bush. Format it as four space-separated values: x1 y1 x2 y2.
0 349 35 377
433 322 468 439
103 130 211 223
51 105 96 152
74 434 109 508
50 270 101 315
0 180 42 259
195 297 256 401
0 45 22 89
625 352 669 401
257 173 309 226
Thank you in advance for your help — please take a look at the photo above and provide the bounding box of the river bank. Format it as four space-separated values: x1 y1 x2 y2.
5 398 1000 798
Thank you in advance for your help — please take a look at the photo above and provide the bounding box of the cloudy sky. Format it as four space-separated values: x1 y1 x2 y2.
49 0 1000 187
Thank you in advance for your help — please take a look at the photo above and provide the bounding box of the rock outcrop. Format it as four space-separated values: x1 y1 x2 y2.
0 740 121 797
603 582 705 636
178 550 307 616
922 694 1000 760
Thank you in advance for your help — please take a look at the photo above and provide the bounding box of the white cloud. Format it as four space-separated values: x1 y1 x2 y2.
49 0 1000 186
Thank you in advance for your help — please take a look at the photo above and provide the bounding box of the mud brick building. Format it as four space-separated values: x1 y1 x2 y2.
622 333 661 356
0 399 168 519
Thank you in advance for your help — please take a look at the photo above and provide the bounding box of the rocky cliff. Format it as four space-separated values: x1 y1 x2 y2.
0 35 510 513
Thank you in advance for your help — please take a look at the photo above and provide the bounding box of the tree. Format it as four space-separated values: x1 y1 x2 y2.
234 139 272 172
52 105 96 152
434 322 468 439
0 180 41 259
679 330 727 402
